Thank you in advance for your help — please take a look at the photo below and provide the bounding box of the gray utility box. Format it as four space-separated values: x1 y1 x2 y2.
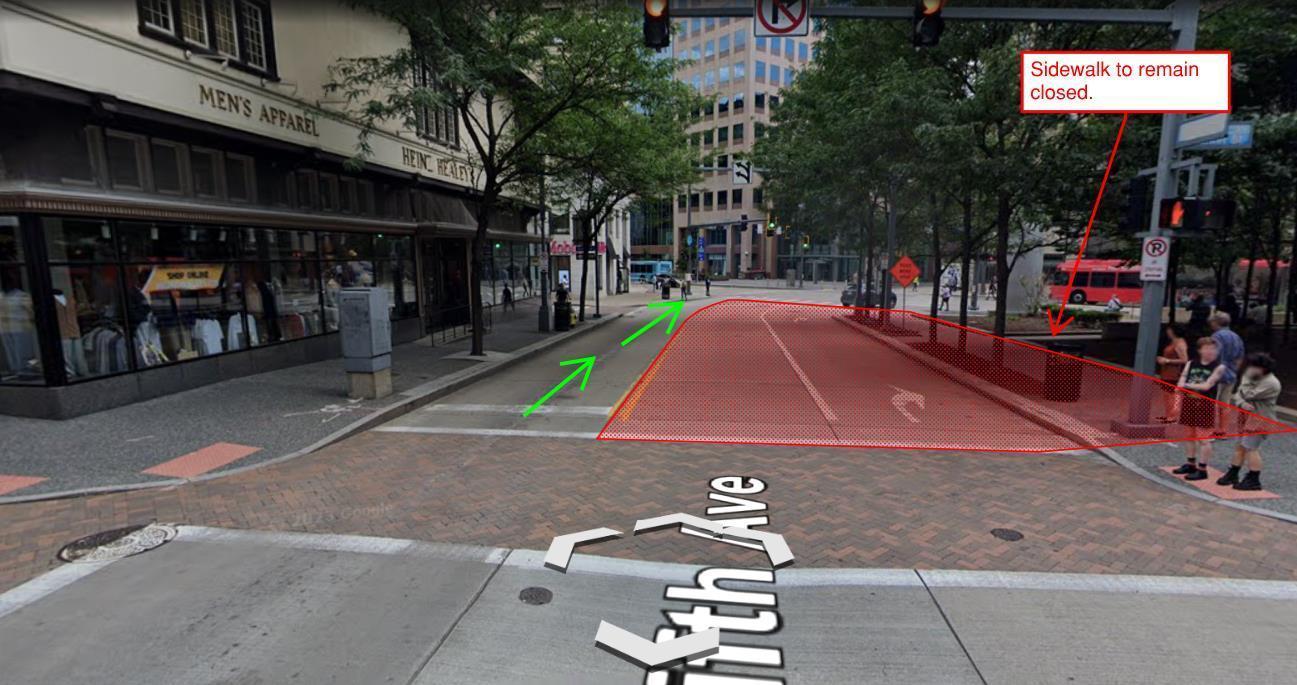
339 288 392 398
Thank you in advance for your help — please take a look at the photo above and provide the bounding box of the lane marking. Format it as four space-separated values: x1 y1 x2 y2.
759 307 838 423
372 426 599 439
425 403 613 416
142 442 261 479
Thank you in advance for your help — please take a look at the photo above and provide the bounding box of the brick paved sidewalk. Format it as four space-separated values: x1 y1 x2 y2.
6 431 1297 595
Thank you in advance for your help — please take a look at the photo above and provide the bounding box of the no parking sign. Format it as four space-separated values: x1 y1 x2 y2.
1140 236 1170 281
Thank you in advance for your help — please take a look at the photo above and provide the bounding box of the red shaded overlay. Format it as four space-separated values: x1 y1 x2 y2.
599 300 1294 453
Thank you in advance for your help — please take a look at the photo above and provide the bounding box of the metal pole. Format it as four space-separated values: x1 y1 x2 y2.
684 182 692 275
593 217 602 319
883 176 898 306
1127 0 1199 427
538 173 550 332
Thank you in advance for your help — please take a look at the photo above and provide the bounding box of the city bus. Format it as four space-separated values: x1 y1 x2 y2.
630 260 673 283
1049 259 1142 305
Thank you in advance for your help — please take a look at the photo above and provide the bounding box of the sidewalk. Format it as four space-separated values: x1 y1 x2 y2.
0 292 649 502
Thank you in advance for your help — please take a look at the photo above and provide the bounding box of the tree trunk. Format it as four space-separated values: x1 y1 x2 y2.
469 229 486 356
865 202 877 311
993 192 1012 337
1243 226 1259 328
1287 188 1297 343
1265 199 1283 346
929 192 941 318
959 194 973 328
855 220 867 308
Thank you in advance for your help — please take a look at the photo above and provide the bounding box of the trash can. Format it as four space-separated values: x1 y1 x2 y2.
1042 340 1086 402
661 283 671 300
554 301 572 331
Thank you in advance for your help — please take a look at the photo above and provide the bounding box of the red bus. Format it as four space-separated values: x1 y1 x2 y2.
1049 259 1142 305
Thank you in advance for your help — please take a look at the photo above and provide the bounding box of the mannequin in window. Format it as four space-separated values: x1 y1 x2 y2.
53 288 88 378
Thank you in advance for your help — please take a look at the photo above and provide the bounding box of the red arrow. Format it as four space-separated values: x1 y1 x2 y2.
1048 113 1130 336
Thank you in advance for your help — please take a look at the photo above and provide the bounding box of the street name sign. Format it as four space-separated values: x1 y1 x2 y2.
755 0 810 38
1176 113 1230 148
1140 236 1170 281
1188 122 1254 151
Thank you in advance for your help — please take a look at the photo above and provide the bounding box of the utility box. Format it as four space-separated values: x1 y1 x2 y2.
340 287 392 399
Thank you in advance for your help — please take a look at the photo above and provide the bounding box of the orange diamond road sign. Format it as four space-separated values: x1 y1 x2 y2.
890 256 920 288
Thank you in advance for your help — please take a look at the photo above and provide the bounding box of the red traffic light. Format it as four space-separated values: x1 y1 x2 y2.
645 0 668 18
920 0 947 15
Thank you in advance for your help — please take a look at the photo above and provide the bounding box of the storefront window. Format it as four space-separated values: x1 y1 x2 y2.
48 264 130 379
245 255 322 342
118 222 243 367
1 217 41 384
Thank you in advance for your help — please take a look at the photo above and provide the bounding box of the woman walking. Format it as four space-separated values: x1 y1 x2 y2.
1173 338 1226 481
1155 324 1189 422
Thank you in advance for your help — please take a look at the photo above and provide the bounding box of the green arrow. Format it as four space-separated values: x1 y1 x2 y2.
522 356 597 417
620 300 685 347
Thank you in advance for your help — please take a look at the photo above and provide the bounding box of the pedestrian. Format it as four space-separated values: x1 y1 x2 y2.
1188 293 1210 331
683 272 692 301
1174 338 1227 481
501 284 514 312
704 273 711 297
1155 323 1189 422
1209 311 1245 435
1217 352 1281 491
1104 293 1122 313
939 283 952 311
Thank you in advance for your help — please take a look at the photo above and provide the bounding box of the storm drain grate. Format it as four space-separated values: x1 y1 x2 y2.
58 523 179 563
991 528 1025 542
519 586 553 605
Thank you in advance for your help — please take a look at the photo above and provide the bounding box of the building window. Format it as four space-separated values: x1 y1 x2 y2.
718 192 728 209
213 0 239 57
770 65 781 84
703 191 713 209
785 38 794 57
798 42 809 61
755 61 766 81
754 188 764 205
735 30 746 49
734 62 746 79
719 66 729 85
104 130 148 191
771 37 781 56
225 152 255 202
137 0 277 77
678 194 687 210
718 126 728 144
769 94 780 108
414 61 460 148
733 92 745 111
150 139 189 195
756 36 767 51
719 35 730 54
703 129 713 145
689 193 699 209
718 96 729 114
732 188 743 207
139 0 174 34
755 91 766 109
705 40 714 58
716 154 729 169
180 0 209 47
733 122 744 142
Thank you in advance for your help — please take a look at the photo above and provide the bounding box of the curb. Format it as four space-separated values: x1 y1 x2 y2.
836 312 1297 527
0 314 624 506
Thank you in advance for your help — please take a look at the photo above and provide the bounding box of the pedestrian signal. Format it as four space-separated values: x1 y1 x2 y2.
643 0 670 50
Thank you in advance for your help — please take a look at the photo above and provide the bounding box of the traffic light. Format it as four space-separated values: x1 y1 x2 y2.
1117 176 1151 233
912 0 946 48
643 0 670 50
1158 198 1236 233
801 233 811 250
766 217 777 238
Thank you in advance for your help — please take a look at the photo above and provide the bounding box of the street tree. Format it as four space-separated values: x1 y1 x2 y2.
327 1 667 354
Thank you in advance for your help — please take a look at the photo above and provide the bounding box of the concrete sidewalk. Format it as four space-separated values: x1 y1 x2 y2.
4 526 1297 684
0 292 649 501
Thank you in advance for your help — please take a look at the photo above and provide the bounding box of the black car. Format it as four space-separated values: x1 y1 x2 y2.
840 286 899 308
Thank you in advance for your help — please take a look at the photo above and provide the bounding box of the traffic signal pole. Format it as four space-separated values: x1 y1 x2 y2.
1124 0 1199 430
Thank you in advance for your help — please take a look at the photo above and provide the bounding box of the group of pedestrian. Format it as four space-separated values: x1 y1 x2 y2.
1160 311 1279 491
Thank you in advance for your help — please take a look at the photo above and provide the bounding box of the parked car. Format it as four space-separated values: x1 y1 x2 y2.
840 285 899 308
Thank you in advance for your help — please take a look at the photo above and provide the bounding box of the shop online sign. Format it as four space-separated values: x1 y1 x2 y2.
1021 51 1230 114
145 264 225 293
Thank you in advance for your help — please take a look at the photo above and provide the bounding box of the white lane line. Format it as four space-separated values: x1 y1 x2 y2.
424 403 614 416
373 426 600 439
759 307 838 423
0 560 118 620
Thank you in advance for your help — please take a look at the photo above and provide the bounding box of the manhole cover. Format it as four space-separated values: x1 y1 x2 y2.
991 528 1024 542
58 523 179 563
519 586 553 605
